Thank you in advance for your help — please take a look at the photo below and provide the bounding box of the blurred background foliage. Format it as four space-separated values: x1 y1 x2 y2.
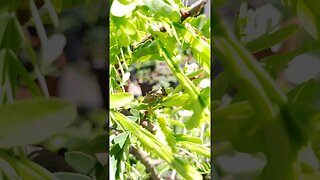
213 0 320 179
0 0 108 179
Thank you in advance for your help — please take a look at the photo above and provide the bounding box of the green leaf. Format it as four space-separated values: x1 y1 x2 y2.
212 72 232 100
245 24 300 53
173 22 210 74
161 93 189 107
110 110 203 180
0 98 77 148
281 103 317 150
180 141 210 158
0 15 21 51
287 79 320 104
0 14 10 44
0 153 45 179
112 133 129 149
0 155 19 180
174 134 203 144
297 0 318 39
110 93 134 109
53 172 92 180
65 151 97 175
143 0 181 22
111 0 136 17
213 100 266 153
6 49 42 97
20 158 59 180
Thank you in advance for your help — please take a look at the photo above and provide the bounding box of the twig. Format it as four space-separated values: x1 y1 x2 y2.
130 0 208 51
181 0 208 21
130 146 162 180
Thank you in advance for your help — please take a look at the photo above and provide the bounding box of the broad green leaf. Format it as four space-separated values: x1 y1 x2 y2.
112 133 129 149
65 151 97 175
245 24 300 53
110 93 134 109
281 102 316 150
212 101 255 141
287 79 320 104
53 172 91 180
110 0 136 17
0 98 77 148
297 0 318 39
161 93 189 107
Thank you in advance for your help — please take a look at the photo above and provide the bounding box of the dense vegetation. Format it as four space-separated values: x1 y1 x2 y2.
109 0 211 179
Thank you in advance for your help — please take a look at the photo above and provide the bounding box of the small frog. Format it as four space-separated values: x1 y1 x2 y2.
142 88 167 106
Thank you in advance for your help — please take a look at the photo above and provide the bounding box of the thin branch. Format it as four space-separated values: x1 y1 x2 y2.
181 0 208 21
130 0 208 51
130 146 161 180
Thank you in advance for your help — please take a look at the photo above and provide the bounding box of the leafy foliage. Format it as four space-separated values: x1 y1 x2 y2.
212 1 320 179
109 0 210 179
0 0 107 179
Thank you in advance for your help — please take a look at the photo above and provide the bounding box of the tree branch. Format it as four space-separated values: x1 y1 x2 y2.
130 0 208 50
130 146 161 180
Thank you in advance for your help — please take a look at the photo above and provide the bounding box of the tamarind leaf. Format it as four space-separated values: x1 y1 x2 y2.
110 110 203 180
157 116 177 153
143 0 181 22
173 22 210 73
174 134 203 144
179 141 210 158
